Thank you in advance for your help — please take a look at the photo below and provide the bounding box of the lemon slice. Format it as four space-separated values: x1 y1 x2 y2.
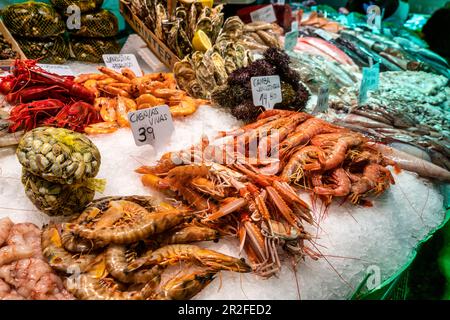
192 30 212 52
198 0 213 8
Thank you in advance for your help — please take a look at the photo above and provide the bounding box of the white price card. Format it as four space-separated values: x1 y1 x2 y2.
103 54 143 77
251 75 282 110
128 105 174 147
250 5 277 23
312 85 329 114
37 64 74 76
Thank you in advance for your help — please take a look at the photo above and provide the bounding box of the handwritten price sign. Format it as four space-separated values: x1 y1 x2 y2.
128 105 174 147
251 75 282 110
103 54 143 77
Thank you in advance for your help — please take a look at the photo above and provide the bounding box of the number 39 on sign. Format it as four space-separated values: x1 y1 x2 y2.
128 105 174 147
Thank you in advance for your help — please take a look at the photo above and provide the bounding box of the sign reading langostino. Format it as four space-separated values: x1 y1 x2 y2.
103 54 143 77
128 105 174 147
251 75 282 110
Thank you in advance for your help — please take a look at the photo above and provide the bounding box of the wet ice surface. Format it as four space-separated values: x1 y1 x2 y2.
0 105 446 299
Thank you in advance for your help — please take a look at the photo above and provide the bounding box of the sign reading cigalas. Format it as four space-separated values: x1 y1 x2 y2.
128 105 174 147
251 75 282 110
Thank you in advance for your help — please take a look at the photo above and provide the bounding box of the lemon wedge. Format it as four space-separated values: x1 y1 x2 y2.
192 30 212 52
198 0 213 8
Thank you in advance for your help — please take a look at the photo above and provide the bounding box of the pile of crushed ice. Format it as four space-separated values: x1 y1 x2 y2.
0 106 445 299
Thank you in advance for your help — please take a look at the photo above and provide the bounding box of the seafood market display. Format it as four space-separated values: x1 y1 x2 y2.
329 71 450 171
0 218 73 299
136 110 404 277
0 60 100 137
0 2 448 302
212 48 310 122
41 196 250 300
130 0 225 58
76 67 207 134
17 127 103 216
298 11 343 33
173 16 281 99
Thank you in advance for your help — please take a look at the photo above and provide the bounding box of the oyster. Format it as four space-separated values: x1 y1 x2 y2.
193 51 217 98
195 7 213 37
209 51 228 85
155 4 167 41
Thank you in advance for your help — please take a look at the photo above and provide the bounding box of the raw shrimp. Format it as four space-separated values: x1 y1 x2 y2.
0 258 73 300
313 168 351 197
7 223 42 258
156 225 220 245
68 209 194 244
41 224 97 273
105 244 163 284
127 244 251 273
312 133 365 171
0 218 13 247
155 270 217 300
281 146 325 181
0 245 33 267
64 274 153 300
0 278 24 300
350 164 395 203
279 118 343 157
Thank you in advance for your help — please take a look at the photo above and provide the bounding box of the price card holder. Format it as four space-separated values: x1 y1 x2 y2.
250 5 277 23
363 63 380 91
284 30 298 52
291 21 299 32
312 85 329 115
128 105 174 147
251 75 282 110
103 54 143 77
37 64 74 76
367 5 381 32
358 63 379 105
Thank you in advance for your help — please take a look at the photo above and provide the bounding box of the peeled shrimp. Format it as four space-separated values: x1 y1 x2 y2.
0 217 13 247
0 258 73 300
0 245 33 267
